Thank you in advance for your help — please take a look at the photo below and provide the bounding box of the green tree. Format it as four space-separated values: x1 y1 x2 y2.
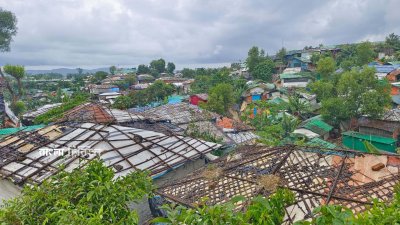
340 58 356 71
190 75 211 94
10 100 25 116
91 71 108 84
204 83 235 115
316 57 335 79
0 160 153 225
125 73 137 86
146 80 175 102
276 47 287 62
320 67 391 126
320 97 351 126
252 58 275 82
335 44 357 66
0 8 17 52
281 112 300 137
1 64 25 103
166 62 175 74
109 65 117 75
356 41 376 66
287 94 311 116
113 95 132 109
181 68 196 78
137 64 150 74
308 81 335 101
150 58 166 73
385 33 400 52
246 46 263 72
310 53 321 65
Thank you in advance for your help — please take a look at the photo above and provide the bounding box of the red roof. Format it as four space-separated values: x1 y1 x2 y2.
60 103 115 124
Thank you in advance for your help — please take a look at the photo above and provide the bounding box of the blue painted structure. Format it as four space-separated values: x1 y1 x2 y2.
252 95 261 101
285 52 311 70
369 65 398 73
111 87 120 92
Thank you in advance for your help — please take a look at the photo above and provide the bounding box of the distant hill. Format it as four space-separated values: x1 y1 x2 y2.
26 67 109 75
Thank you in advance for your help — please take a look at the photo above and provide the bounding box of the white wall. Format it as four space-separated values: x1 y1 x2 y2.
282 81 309 88
0 180 21 203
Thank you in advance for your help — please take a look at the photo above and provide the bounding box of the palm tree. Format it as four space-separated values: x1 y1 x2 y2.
281 112 300 137
1 64 25 103
287 94 311 117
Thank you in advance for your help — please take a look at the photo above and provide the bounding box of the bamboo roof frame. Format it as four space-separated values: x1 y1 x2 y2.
0 122 222 186
156 145 400 223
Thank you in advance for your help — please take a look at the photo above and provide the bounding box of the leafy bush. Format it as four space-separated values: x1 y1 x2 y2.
0 160 153 225
152 188 295 225
295 184 400 225
33 93 90 124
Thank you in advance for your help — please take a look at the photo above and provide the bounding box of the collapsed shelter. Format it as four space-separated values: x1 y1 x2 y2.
0 122 221 188
138 103 258 145
156 145 400 223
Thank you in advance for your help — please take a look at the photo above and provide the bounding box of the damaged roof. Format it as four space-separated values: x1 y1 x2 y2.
139 103 217 125
22 103 62 120
157 145 400 223
59 102 144 124
382 108 400 122
138 103 257 145
0 122 221 185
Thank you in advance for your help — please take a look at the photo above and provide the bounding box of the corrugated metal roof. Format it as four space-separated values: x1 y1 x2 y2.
280 72 310 79
342 131 396 144
60 103 144 124
139 103 217 125
23 103 62 119
392 95 400 104
0 123 222 185
370 65 398 74
300 116 333 136
307 137 337 149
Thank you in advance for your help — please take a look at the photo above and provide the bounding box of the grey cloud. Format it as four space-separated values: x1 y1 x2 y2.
0 0 399 68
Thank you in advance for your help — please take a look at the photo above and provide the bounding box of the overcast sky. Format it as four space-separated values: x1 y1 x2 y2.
1 0 399 69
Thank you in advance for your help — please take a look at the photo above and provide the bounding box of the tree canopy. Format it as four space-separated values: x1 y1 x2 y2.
0 8 17 52
385 33 400 52
246 46 266 72
113 80 175 109
355 41 376 66
90 71 108 84
312 67 391 126
137 64 150 74
245 46 276 81
202 83 235 115
1 64 25 104
109 65 117 75
150 58 166 74
252 58 275 82
316 57 335 79
166 62 175 74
